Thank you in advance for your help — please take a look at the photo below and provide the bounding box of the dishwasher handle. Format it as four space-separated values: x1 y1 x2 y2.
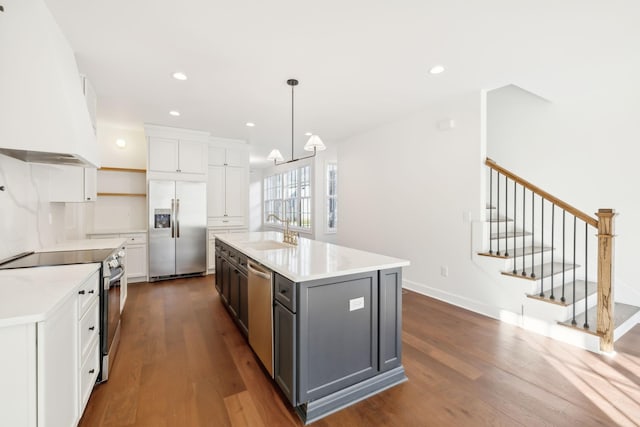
248 262 272 280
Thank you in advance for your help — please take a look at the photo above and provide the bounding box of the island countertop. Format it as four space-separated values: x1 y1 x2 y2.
215 231 409 282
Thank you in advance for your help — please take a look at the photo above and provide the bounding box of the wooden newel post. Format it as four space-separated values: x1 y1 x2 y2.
596 209 616 352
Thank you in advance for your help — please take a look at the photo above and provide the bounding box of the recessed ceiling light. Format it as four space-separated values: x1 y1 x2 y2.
115 138 126 148
246 122 255 127
429 65 445 75
172 72 188 81
169 110 181 116
305 132 312 136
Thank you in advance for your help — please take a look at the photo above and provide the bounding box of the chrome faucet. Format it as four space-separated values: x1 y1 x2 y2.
267 214 298 245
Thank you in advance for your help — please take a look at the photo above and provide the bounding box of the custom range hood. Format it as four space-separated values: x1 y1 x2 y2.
0 0 99 168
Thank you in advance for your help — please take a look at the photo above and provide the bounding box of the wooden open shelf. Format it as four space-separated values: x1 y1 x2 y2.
97 192 146 197
99 167 146 173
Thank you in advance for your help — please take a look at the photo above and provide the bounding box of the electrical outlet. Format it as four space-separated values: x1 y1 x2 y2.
440 266 448 277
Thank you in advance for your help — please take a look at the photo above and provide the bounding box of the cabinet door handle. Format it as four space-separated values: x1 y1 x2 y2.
88 290 95 294
89 369 95 374
78 290 86 295
89 326 95 331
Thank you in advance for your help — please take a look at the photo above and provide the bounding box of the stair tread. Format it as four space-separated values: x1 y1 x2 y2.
478 245 552 259
526 280 597 306
490 230 532 239
558 303 640 335
502 262 578 281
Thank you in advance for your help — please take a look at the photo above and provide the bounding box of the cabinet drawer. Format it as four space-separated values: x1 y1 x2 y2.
78 270 100 317
208 217 245 227
80 341 100 411
275 273 296 313
79 299 100 362
122 233 147 245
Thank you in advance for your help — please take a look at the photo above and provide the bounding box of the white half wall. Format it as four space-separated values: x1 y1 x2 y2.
487 85 640 306
337 91 522 315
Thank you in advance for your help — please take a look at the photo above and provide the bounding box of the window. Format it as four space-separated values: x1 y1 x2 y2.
326 163 337 232
264 165 311 230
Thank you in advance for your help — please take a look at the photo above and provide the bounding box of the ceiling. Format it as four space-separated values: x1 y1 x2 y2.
44 0 640 167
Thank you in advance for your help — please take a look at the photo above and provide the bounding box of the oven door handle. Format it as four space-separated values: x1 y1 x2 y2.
109 267 125 284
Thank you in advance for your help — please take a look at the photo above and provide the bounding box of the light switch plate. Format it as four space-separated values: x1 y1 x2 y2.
349 297 365 311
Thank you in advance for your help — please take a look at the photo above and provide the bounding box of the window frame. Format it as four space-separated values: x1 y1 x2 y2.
263 164 312 232
326 162 337 233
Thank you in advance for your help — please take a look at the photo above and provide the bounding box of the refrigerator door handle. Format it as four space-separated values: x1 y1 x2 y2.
171 198 175 238
176 198 180 238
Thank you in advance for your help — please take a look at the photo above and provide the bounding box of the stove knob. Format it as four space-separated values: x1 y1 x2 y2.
118 250 125 258
108 259 119 268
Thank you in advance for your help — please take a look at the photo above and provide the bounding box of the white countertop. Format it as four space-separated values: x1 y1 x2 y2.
0 264 100 327
216 232 410 282
38 238 127 252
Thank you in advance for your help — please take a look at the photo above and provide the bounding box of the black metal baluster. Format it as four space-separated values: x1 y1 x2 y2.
540 199 545 296
561 210 566 303
489 170 493 254
504 177 509 257
584 222 589 329
497 172 501 256
522 186 526 276
572 216 577 326
512 182 517 274
550 204 555 300
530 192 536 278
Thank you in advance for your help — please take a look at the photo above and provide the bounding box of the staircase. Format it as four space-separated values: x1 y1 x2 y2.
477 158 640 353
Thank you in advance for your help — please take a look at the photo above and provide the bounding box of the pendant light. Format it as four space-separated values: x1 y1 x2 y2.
267 78 326 165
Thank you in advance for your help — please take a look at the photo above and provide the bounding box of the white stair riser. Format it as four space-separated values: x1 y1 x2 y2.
488 235 533 251
524 292 598 322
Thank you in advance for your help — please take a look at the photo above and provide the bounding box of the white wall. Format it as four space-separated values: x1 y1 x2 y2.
487 85 640 305
97 121 147 169
337 91 522 315
0 154 67 260
85 122 148 232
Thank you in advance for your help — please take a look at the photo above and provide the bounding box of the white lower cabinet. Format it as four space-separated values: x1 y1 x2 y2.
0 268 100 427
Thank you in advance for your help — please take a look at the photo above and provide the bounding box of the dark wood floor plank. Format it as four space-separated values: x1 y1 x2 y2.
79 278 640 427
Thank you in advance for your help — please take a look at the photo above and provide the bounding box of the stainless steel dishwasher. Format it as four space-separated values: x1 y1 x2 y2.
247 261 274 377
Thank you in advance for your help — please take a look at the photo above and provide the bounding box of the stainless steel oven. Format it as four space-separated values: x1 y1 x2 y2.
98 248 125 383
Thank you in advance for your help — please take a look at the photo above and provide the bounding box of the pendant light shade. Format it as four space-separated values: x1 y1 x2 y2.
303 135 326 152
268 78 326 165
267 149 284 162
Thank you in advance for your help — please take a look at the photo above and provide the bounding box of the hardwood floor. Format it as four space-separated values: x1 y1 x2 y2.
79 276 640 427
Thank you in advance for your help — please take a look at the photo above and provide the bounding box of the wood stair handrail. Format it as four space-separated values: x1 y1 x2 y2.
486 158 598 228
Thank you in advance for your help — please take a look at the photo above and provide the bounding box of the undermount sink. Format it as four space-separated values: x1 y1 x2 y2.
243 240 294 251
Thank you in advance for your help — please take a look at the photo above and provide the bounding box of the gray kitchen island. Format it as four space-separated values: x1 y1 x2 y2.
214 232 409 424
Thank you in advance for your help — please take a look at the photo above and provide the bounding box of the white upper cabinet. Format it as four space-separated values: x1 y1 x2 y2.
208 145 247 167
49 166 97 202
145 125 209 176
148 137 179 172
148 137 207 174
0 0 98 167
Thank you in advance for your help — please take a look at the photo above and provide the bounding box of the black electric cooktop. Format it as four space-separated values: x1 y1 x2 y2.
0 248 115 270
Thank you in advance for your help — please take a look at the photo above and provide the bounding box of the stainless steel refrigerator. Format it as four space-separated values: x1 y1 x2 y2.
148 180 206 279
